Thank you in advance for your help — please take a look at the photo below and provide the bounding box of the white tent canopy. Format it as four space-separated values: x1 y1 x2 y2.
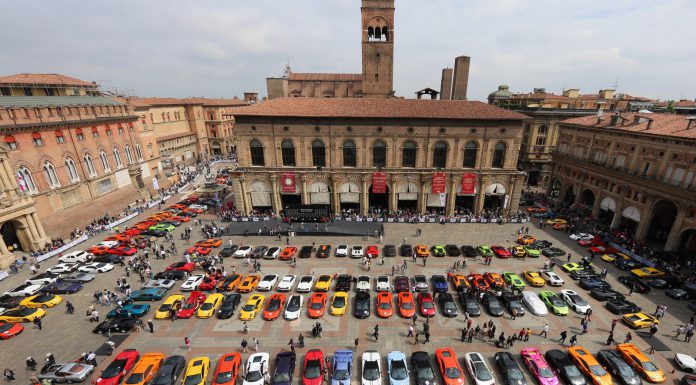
339 181 360 203
600 197 617 211
622 205 641 222
397 182 419 201
309 181 330 204
249 181 272 207
485 183 506 195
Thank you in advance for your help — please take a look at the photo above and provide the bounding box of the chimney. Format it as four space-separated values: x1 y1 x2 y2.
439 68 453 100
687 116 696 130
610 113 620 126
645 118 654 130
244 92 258 104
451 56 470 100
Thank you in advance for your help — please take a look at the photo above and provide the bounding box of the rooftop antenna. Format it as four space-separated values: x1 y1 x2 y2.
282 59 291 78
612 77 619 91
561 80 566 93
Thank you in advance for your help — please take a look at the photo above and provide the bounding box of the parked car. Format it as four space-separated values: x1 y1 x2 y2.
494 352 528 385
464 352 496 385
545 350 586 385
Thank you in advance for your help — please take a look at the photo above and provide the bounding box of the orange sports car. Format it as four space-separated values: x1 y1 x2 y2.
484 272 505 288
307 292 327 319
169 215 190 223
123 228 142 237
0 321 24 339
435 348 465 385
86 246 111 255
170 204 188 210
186 246 212 255
197 238 222 248
262 293 286 321
450 274 470 291
183 207 204 214
416 245 429 257
517 235 537 245
280 247 297 260
105 234 131 243
398 291 416 318
237 275 260 293
124 353 165 385
376 292 393 318
216 274 243 292
211 353 241 385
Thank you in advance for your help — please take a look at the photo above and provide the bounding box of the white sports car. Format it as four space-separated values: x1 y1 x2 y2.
143 279 176 290
277 275 296 292
361 351 382 385
351 246 364 258
3 283 43 297
674 353 696 374
180 274 205 291
257 274 279 291
540 271 565 286
263 247 280 259
242 352 269 385
95 240 119 248
376 276 390 292
25 272 59 286
522 291 548 316
356 276 371 292
336 245 349 257
188 204 208 211
234 246 253 258
560 289 591 314
284 294 303 320
77 262 114 273
48 263 80 274
570 233 594 241
296 275 315 293
464 352 495 385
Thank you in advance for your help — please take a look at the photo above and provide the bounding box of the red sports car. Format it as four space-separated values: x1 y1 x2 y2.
398 292 416 318
166 262 196 273
86 246 111 255
96 349 140 385
302 349 325 385
589 245 618 255
183 197 199 203
366 246 379 258
579 238 604 247
417 292 435 317
198 275 219 291
122 229 142 237
0 321 23 339
186 246 212 255
169 215 190 223
105 234 132 243
468 274 490 291
211 353 241 385
176 291 206 318
280 247 297 260
307 293 327 319
491 246 511 258
262 293 285 321
108 246 138 256
376 292 393 318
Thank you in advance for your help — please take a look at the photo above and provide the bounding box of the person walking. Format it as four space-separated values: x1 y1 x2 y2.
241 339 248 353
253 337 259 351
540 323 548 338
569 335 578 347
649 324 658 338
624 332 632 344
559 330 568 344
33 317 42 330
4 369 16 382
611 319 618 332
184 337 191 351
66 301 75 314
412 314 417 327
354 338 359 351
584 308 592 322
511 308 518 320
25 357 37 371
607 332 615 346
461 329 467 342
628 284 634 296
298 334 305 348
147 319 154 333
288 339 295 353
414 333 419 344
408 325 414 337
424 331 430 343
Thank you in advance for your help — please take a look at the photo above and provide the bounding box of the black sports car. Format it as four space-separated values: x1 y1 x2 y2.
140 229 166 237
335 274 352 292
299 246 313 258
316 245 331 258
40 279 83 294
545 350 586 385
400 244 413 257
541 247 565 258
531 240 553 250
596 350 641 385
569 268 600 280
252 246 268 258
458 293 481 317
383 245 397 257
617 276 651 294
92 254 124 264
151 356 186 385
445 245 462 257
92 317 139 334
437 293 458 317
354 291 370 319
590 288 625 302
494 352 528 385
666 288 691 300
0 294 22 310
461 245 481 258
605 300 641 314
579 277 611 290
410 352 436 385
616 258 642 270
500 291 525 317
217 294 241 319
220 245 238 258
481 292 504 317
154 270 188 280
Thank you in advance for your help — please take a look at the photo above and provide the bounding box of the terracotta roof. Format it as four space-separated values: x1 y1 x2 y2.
232 97 528 120
675 100 696 107
0 73 95 87
561 113 696 139
188 98 249 107
510 92 569 100
288 73 363 82
127 97 249 108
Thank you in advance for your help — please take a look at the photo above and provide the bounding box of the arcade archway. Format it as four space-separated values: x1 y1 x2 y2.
563 185 576 204
580 189 595 207
396 182 418 212
646 200 678 247
598 197 617 225
368 185 389 213
1 220 24 252
248 181 273 212
678 228 696 256
620 205 641 237
484 183 506 210
338 181 360 213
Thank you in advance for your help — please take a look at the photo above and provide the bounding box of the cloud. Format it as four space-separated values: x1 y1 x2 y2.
1 0 693 101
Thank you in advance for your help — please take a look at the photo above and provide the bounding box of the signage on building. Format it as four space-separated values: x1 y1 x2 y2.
372 172 387 193
461 173 477 195
432 172 446 194
281 172 296 193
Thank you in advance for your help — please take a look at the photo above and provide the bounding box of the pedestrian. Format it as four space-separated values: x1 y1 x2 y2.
511 308 518 320
33 317 42 330
611 319 618 332
288 338 295 353
241 339 248 353
624 332 632 344
525 328 531 341
567 253 572 263
559 330 568 344
519 328 526 341
412 314 417 326
30 373 39 385
686 329 693 343
253 337 259 351
424 331 430 343
584 308 592 322
25 357 37 371
184 336 191 351
298 334 305 348
569 335 578 346
414 333 419 344
628 284 634 296
607 332 614 345
354 338 359 351
4 369 16 382
461 329 467 342
423 257 426 267
408 325 414 337
649 324 658 338
373 329 379 341
147 319 154 333
540 323 548 338
66 301 74 314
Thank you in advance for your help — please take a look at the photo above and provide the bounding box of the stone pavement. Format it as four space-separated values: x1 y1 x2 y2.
1 203 693 384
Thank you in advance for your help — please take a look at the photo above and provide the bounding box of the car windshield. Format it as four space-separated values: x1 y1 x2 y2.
102 360 127 378
158 304 172 312
0 324 12 332
539 367 555 378
125 373 144 384
356 300 369 311
273 370 289 383
474 363 492 381
182 303 195 310
246 371 263 382
379 302 391 310
507 367 524 380
363 361 380 381
550 297 564 307
33 294 54 302
422 301 433 309
401 301 413 310
288 298 301 311
564 365 582 377
319 276 330 283
310 301 323 310
445 367 462 379
200 302 213 310
642 362 658 372
305 360 322 379
617 364 635 377
266 299 280 311
390 360 407 380
416 365 434 380
334 368 350 381
300 277 312 284
589 365 607 377
444 302 457 311
215 371 234 384
333 297 345 308
242 304 256 312
570 295 587 305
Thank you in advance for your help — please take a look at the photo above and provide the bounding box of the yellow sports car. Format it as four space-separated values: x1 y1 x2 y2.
517 235 536 245
314 275 332 292
512 246 526 258
545 218 568 226
523 271 546 287
0 307 46 323
601 252 630 263
239 294 265 321
330 292 348 316
197 293 224 318
631 267 665 279
19 294 63 308
237 275 260 293
181 356 210 385
155 294 185 319
622 312 659 329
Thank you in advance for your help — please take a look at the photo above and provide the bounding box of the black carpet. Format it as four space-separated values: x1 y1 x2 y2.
225 219 383 237
95 334 129 355
635 331 672 351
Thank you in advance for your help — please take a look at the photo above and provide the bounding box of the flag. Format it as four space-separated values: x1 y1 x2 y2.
431 172 446 194
281 172 296 193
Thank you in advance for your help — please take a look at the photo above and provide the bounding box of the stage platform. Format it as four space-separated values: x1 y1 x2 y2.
224 219 383 237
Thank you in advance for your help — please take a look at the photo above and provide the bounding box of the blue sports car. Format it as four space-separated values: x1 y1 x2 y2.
579 277 611 290
332 350 353 385
431 275 448 293
40 279 83 294
387 351 409 385
127 287 168 302
272 351 296 385
106 303 151 318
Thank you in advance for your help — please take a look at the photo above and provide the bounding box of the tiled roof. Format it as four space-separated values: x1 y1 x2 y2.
288 73 363 82
510 92 569 100
128 97 249 108
0 73 94 87
232 97 528 120
561 113 696 139
0 96 122 108
189 98 249 107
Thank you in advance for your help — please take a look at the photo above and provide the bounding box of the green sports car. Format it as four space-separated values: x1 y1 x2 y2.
149 223 176 232
523 246 541 258
431 245 446 257
502 272 526 289
478 245 494 257
539 291 569 315
561 262 592 272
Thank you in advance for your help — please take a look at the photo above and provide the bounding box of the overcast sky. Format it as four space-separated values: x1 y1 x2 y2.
3 0 694 101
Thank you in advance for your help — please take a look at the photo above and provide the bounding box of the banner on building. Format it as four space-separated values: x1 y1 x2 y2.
152 177 160 191
372 172 387 193
461 173 477 195
280 172 296 193
432 172 446 194
439 193 446 207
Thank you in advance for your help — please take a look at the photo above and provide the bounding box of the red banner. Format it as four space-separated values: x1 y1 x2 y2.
461 173 477 195
372 172 387 193
432 172 446 194
280 172 296 193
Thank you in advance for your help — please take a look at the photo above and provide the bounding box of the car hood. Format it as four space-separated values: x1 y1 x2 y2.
677 354 696 367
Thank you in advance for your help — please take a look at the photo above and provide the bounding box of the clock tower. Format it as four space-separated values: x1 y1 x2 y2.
361 0 394 98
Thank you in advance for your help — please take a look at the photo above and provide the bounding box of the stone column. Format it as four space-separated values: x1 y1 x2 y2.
361 175 369 216
418 177 427 214
0 236 10 255
301 175 309 205
475 177 486 213
270 175 280 213
610 210 622 229
2 159 16 189
633 206 653 241
446 176 457 216
25 214 40 241
389 178 397 213
331 177 340 215
591 194 602 218
31 212 47 239
0 160 13 190
239 177 250 215
664 206 687 251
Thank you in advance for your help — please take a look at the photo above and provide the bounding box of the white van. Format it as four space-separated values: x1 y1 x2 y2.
58 250 94 264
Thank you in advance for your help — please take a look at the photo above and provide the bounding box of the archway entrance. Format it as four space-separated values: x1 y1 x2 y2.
563 186 576 205
425 182 447 215
678 229 696 256
455 183 476 213
280 194 302 207
368 185 389 213
484 183 506 210
549 178 561 198
580 189 595 207
396 182 418 212
620 205 641 238
211 142 222 156
1 221 23 252
598 197 617 225
338 181 360 213
527 171 540 187
646 200 678 247
248 181 273 212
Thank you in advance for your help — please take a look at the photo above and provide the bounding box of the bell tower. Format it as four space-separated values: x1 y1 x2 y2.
361 0 394 98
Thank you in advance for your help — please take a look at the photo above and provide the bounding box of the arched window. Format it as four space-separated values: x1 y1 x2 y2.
55 130 66 144
135 143 143 160
492 142 506 168
32 132 44 147
372 140 387 168
249 139 265 166
463 141 478 168
368 27 374 40
281 140 296 166
3 135 18 150
43 162 60 188
402 141 417 167
92 126 99 138
124 145 134 164
65 158 79 182
432 141 448 168
311 139 326 167
100 150 111 172
343 140 356 167
382 26 389 41
113 148 123 168
16 166 37 194
84 154 97 177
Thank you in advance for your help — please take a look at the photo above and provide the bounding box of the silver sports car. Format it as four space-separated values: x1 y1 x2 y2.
60 273 96 283
38 363 95 383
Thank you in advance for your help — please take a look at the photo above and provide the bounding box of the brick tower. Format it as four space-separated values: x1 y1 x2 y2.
361 0 394 98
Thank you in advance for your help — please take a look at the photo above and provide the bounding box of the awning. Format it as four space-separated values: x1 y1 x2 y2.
426 193 446 207
622 206 641 222
600 197 617 211
310 193 330 204
340 192 360 203
398 192 418 200
485 183 506 195
251 192 272 207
